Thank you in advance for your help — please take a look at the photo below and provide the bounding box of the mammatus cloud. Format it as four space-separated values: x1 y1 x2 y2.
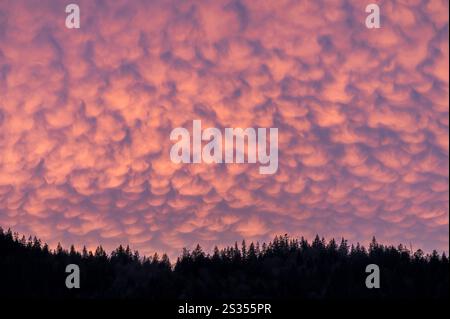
0 0 448 259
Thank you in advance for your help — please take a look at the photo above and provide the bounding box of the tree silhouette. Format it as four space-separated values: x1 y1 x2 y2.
0 226 448 299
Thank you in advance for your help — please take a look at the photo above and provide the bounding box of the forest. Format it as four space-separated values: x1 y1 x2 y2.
0 226 448 299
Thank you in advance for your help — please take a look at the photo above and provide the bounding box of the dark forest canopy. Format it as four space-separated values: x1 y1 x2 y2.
0 226 448 299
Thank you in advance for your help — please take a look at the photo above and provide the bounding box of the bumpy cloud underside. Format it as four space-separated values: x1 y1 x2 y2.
0 0 448 258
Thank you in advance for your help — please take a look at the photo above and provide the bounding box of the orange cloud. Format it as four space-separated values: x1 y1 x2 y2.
0 0 448 259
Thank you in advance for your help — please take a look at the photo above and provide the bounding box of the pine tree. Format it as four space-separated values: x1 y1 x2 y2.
82 246 88 258
338 238 349 256
241 240 247 260
248 242 257 261
327 238 337 251
56 242 64 255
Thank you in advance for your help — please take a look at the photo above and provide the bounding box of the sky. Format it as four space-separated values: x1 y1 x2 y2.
0 0 448 259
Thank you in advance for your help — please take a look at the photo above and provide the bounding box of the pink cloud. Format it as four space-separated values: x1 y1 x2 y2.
0 0 448 260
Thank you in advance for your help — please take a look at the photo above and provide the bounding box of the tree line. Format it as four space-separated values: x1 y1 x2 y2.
0 227 448 299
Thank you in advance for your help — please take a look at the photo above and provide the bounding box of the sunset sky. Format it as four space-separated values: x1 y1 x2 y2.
0 0 448 259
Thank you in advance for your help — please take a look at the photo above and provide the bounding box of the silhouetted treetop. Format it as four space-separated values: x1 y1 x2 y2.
0 226 448 299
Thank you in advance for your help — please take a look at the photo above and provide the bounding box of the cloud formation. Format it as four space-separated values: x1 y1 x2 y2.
0 0 448 258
